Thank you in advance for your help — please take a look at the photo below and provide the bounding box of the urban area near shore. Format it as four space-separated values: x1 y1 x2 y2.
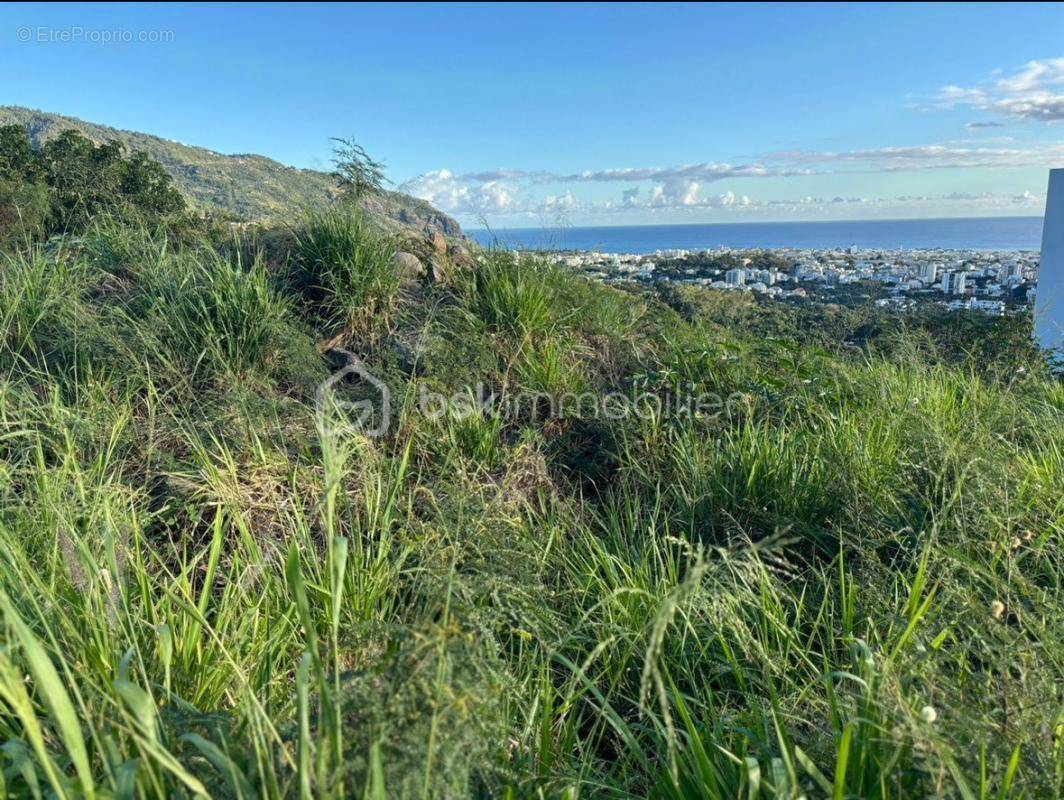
543 246 1039 315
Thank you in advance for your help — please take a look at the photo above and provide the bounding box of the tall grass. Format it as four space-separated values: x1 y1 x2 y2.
0 222 1059 797
288 208 399 336
133 248 292 382
465 252 563 338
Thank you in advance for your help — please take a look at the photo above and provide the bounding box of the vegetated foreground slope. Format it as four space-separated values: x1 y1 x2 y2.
0 106 462 235
0 210 1061 798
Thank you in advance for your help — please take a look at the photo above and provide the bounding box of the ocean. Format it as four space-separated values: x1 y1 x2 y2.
469 216 1044 254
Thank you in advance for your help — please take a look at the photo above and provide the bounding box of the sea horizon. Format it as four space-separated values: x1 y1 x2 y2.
469 215 1044 254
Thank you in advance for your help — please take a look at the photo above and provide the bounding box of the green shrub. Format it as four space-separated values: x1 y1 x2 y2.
0 180 49 251
289 207 399 334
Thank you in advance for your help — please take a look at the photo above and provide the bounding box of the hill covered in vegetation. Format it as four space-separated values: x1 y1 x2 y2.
0 139 1060 797
0 106 461 235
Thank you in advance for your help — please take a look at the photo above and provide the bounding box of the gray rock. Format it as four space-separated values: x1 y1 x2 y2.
448 244 474 269
430 257 450 283
393 251 425 280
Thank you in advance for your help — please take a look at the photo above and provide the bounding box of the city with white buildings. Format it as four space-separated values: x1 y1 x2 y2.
541 246 1040 316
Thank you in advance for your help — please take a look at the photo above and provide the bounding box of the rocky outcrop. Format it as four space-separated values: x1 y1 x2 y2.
386 200 464 238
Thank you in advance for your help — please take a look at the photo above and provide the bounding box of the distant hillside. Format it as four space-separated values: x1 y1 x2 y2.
0 106 461 236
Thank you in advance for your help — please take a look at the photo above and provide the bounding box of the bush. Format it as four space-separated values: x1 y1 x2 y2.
0 179 49 250
289 207 399 335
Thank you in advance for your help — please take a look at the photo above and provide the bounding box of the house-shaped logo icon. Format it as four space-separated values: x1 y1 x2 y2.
315 349 391 438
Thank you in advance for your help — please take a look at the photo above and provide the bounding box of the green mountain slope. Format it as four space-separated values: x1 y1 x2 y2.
0 105 461 236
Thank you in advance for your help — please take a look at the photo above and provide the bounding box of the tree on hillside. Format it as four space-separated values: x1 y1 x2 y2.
0 125 49 245
119 151 188 217
0 125 187 247
0 125 39 183
39 130 124 230
330 137 388 202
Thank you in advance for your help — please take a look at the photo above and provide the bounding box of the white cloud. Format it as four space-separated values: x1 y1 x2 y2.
400 158 1047 221
770 141 1064 171
936 57 1064 122
401 134 1064 219
399 155 1050 220
474 181 514 213
756 191 1044 215
398 169 516 214
399 162 789 217
398 123 1058 222
542 190 577 211
557 162 809 183
648 178 702 207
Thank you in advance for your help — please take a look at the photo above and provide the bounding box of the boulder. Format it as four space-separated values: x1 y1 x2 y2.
448 243 474 270
430 257 450 283
393 251 425 281
430 231 448 255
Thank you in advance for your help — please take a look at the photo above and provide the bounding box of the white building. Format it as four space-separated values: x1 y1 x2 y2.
971 299 1005 315
942 271 967 295
1038 169 1064 351
725 268 745 286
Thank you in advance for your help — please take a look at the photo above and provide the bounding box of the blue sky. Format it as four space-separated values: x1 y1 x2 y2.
2 2 1063 227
